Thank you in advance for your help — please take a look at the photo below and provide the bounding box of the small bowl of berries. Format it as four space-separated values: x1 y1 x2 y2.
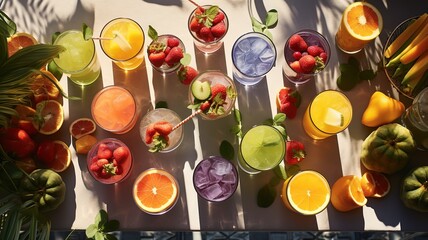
87 138 132 184
283 29 330 85
147 26 186 74
188 5 228 54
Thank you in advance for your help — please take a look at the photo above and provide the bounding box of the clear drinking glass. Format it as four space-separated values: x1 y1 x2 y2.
401 87 428 150
100 17 145 71
53 30 101 85
147 34 185 74
231 32 276 86
283 29 330 85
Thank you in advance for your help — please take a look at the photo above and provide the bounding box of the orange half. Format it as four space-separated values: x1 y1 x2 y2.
344 2 383 40
7 32 38 57
47 140 71 172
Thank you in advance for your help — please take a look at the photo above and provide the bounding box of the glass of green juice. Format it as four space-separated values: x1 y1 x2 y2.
239 125 286 174
53 30 101 85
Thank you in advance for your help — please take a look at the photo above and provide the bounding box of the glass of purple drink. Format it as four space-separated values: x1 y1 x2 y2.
193 156 239 202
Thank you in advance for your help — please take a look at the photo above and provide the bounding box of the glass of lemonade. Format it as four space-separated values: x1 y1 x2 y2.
139 108 184 153
193 156 238 202
91 86 138 134
302 90 353 140
100 18 145 71
231 32 276 86
239 125 285 174
53 30 101 85
187 5 229 54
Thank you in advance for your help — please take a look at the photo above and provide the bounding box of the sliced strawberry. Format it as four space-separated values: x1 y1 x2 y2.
212 11 225 25
210 83 227 101
290 61 302 73
145 123 156 144
211 22 226 38
148 51 166 68
165 46 183 67
200 101 211 112
153 121 173 136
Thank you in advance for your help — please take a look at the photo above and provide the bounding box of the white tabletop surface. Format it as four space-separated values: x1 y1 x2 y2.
3 0 428 232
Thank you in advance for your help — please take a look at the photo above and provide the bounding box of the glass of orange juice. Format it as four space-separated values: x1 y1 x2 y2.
100 18 145 70
336 2 383 54
302 90 352 140
91 86 138 134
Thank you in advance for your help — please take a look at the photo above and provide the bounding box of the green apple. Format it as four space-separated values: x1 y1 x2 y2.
191 80 211 101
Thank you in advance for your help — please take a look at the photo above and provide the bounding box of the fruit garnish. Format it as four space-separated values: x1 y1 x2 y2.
360 171 390 198
191 80 211 100
69 117 96 139
7 32 38 57
112 30 132 51
285 140 306 165
32 100 64 135
145 121 174 153
29 70 60 104
75 134 97 154
36 140 71 172
276 87 300 119
324 108 344 127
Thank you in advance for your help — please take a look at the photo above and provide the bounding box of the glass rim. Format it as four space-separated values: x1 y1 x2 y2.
193 155 239 202
187 5 229 45
99 17 145 62
231 31 277 78
308 90 352 135
240 125 285 171
91 85 138 133
53 30 97 74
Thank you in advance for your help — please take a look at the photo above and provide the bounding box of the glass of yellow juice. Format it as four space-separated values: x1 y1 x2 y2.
91 86 138 134
100 18 145 71
53 30 101 85
302 90 352 140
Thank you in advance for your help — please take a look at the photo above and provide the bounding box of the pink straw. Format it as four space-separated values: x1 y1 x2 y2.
172 109 202 132
187 0 200 8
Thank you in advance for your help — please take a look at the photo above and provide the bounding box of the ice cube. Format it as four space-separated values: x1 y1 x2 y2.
221 171 236 184
202 183 223 200
244 51 259 64
212 161 232 176
237 38 251 52
194 171 210 189
199 160 212 174
250 38 268 56
255 63 271 75
219 182 232 198
208 169 223 183
259 48 275 63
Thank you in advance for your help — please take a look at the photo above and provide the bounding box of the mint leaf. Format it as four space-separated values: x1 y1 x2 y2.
234 109 242 122
251 16 264 33
85 224 97 238
273 161 288 180
148 25 158 41
273 113 286 125
96 209 108 228
265 9 278 28
206 6 219 20
82 23 93 40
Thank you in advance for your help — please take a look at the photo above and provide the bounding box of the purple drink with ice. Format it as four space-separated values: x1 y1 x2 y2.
232 32 276 86
193 156 238 202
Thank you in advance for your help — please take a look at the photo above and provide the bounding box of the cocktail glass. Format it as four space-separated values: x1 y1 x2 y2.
302 90 353 140
188 70 237 120
100 17 145 71
139 108 184 153
283 29 330 85
193 156 238 202
147 34 185 74
239 125 285 174
401 87 428 150
53 30 101 85
86 138 133 184
91 86 138 134
231 32 276 86
188 5 228 54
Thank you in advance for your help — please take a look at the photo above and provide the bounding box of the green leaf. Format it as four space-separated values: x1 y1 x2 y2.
180 53 191 66
95 232 105 240
82 23 93 41
51 31 61 44
251 16 264 30
0 34 7 66
273 125 287 139
273 161 288 180
85 224 98 238
219 140 234 161
47 61 63 80
206 6 219 22
103 220 120 232
286 164 300 177
265 10 278 28
257 184 276 208
273 113 286 125
148 25 158 41
155 101 168 109
95 209 108 228
262 28 273 41
233 109 242 123
0 10 17 37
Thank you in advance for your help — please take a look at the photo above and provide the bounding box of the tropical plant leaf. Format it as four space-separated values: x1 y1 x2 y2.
0 35 7 66
0 10 17 37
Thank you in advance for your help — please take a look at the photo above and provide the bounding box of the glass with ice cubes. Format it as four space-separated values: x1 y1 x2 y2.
231 32 277 86
193 156 239 202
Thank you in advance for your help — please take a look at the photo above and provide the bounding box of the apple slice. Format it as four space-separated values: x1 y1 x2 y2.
191 80 211 101
324 108 344 127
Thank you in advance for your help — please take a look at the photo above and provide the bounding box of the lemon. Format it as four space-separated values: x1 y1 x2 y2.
324 108 344 127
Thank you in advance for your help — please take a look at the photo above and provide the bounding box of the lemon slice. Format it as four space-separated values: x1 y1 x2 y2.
324 108 344 127
112 31 132 51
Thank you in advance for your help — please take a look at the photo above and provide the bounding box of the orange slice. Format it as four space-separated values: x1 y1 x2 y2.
46 140 71 172
7 32 38 57
30 70 61 104
133 168 179 215
331 175 367 212
281 170 330 215
75 134 97 154
69 118 97 139
33 100 64 135
343 2 383 41
360 171 390 198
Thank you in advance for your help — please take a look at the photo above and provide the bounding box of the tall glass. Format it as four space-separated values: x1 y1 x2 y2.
231 32 276 86
188 71 237 120
91 86 138 134
188 5 228 54
53 30 100 85
100 18 145 71
239 125 285 174
401 87 428 150
139 108 184 153
302 90 353 140
283 29 330 85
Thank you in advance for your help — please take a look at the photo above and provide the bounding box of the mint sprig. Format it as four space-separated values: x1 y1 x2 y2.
251 9 278 40
86 209 119 240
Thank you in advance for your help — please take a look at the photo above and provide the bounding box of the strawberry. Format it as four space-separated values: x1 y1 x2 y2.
289 61 302 73
148 51 166 68
212 11 225 25
292 51 302 60
211 22 226 38
90 162 101 172
165 46 183 66
115 165 123 175
177 65 199 85
97 143 113 159
190 17 203 32
145 123 156 144
210 83 227 101
200 101 211 112
0 128 36 158
285 140 306 165
102 162 117 177
307 45 324 57
96 158 109 168
199 27 214 42
153 121 173 136
280 101 297 119
113 146 129 163
320 52 328 63
289 34 307 52
167 37 180 48
278 87 291 101
299 55 316 73
164 46 171 56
